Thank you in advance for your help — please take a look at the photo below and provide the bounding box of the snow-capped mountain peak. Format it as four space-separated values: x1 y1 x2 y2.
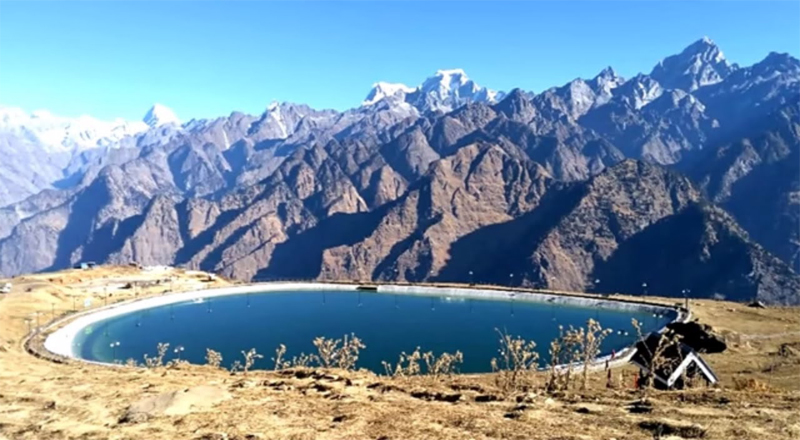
362 82 416 106
410 69 500 112
360 69 501 112
423 68 473 95
143 103 180 127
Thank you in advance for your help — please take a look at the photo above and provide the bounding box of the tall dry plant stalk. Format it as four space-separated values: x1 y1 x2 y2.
143 342 170 368
272 343 319 370
241 348 263 374
546 325 583 392
579 319 613 390
631 318 682 401
491 328 539 392
272 344 287 370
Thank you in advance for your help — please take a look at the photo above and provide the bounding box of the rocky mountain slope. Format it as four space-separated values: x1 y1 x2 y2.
689 102 800 272
1 37 798 304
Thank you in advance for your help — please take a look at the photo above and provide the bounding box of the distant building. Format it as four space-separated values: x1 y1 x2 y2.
630 332 719 390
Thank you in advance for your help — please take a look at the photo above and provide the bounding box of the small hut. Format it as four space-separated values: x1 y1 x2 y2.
630 333 718 390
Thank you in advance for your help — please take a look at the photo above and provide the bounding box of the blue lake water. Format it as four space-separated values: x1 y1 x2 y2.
73 290 674 373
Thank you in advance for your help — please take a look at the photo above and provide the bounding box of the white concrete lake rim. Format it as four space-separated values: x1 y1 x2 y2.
44 282 683 367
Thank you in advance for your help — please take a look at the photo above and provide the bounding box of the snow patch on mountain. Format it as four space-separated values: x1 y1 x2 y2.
0 106 148 153
266 101 289 138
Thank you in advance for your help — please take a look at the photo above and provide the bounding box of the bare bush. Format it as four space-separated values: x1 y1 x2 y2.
272 344 287 370
314 337 338 368
288 352 318 368
241 348 263 374
383 347 463 379
383 347 423 377
632 318 682 401
143 342 170 368
546 326 582 391
205 349 223 368
271 343 327 370
579 319 613 390
423 350 464 378
545 319 613 391
491 329 539 392
313 333 366 371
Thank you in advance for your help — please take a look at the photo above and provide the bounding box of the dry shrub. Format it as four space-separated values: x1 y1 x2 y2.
143 342 170 368
383 347 423 377
491 328 539 393
272 336 364 371
288 352 317 368
547 325 583 392
383 347 463 379
313 333 365 371
272 345 318 370
272 344 287 370
205 349 223 368
544 319 613 391
314 337 339 368
632 318 683 401
424 350 464 378
241 348 263 374
733 377 771 392
579 319 613 389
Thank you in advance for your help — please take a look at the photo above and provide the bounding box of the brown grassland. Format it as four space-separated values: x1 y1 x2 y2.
0 266 798 440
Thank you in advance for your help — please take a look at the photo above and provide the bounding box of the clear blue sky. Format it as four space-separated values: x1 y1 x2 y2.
1 1 798 121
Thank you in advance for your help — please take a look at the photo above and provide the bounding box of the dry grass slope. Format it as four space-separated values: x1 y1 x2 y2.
1 266 799 440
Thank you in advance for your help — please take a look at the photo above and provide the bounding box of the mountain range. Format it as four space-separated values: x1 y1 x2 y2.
1 37 798 304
